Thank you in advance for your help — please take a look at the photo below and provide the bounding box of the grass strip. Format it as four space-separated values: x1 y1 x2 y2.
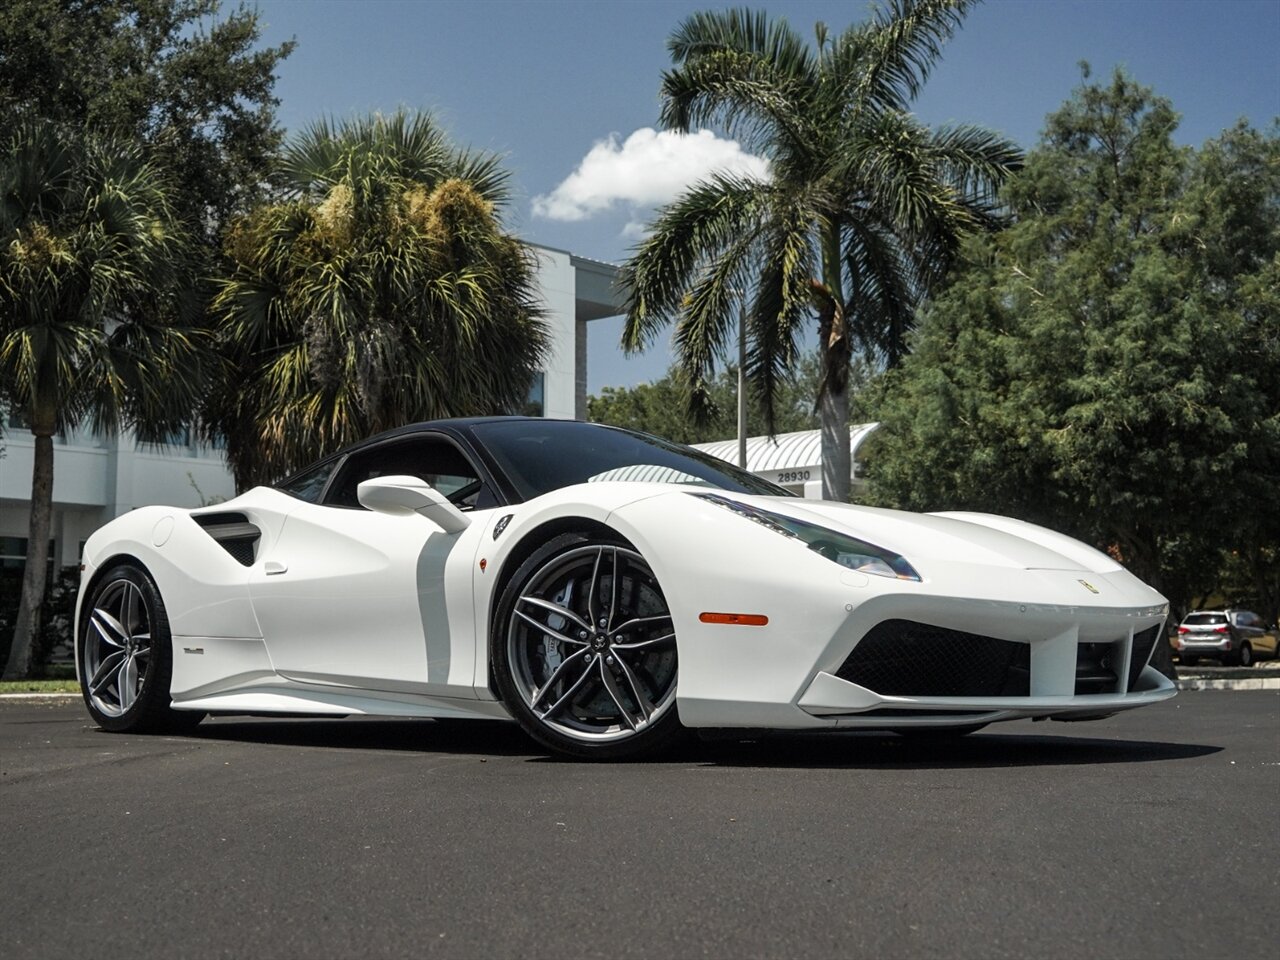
0 679 80 694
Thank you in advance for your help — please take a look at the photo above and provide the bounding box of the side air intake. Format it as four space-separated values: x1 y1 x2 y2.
192 512 261 567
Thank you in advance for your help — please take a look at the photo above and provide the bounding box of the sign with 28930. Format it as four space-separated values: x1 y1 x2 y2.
776 470 811 484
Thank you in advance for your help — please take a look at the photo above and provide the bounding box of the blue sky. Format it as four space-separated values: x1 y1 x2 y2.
253 0 1280 391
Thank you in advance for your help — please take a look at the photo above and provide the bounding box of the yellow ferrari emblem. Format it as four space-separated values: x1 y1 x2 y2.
1078 580 1100 594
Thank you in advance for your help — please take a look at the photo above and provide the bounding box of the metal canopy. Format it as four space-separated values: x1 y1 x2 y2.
692 424 880 478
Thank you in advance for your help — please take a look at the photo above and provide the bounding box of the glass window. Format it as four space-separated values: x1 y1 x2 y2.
0 538 57 569
471 419 791 501
277 459 341 504
1184 613 1228 625
324 437 486 510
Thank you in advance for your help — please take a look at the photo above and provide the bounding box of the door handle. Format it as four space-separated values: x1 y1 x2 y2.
264 560 288 575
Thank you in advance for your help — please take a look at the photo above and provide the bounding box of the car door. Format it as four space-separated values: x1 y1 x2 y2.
1235 611 1261 656
248 434 491 697
1242 611 1277 658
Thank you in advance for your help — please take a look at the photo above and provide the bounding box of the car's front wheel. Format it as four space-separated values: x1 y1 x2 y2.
78 562 203 733
492 533 682 760
1235 643 1254 668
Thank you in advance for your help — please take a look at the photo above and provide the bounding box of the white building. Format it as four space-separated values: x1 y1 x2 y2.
0 244 623 574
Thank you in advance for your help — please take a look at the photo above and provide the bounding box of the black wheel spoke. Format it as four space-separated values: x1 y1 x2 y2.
585 547 604 627
611 653 652 723
89 651 126 695
598 658 640 731
612 631 676 653
611 613 672 634
518 595 591 634
539 658 596 720
530 649 590 711
607 547 621 631
514 608 587 648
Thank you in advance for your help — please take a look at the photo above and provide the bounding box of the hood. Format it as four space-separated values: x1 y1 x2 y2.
732 495 1121 575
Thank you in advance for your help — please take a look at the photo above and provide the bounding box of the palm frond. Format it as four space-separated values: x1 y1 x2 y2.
849 0 977 113
621 173 769 352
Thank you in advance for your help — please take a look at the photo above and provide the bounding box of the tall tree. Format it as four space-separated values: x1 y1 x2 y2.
0 0 295 253
621 1 1019 500
588 350 874 445
0 119 206 679
863 72 1280 633
210 111 550 488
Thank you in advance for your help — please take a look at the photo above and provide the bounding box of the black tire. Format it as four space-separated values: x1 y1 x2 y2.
492 532 682 760
1236 643 1254 668
1180 655 1200 666
892 723 988 739
77 562 204 733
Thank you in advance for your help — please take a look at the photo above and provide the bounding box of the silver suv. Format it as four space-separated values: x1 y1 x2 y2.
1173 610 1280 667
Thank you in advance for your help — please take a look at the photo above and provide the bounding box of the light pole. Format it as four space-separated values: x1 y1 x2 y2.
737 301 747 469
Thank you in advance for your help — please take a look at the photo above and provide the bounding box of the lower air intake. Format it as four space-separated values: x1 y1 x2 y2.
836 620 1029 697
1128 625 1161 691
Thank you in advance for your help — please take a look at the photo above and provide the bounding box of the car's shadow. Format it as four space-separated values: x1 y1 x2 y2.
678 730 1223 769
189 716 1221 768
192 717 537 756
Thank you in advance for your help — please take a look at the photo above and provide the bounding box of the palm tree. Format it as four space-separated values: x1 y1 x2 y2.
0 118 205 679
621 1 1021 500
209 111 549 489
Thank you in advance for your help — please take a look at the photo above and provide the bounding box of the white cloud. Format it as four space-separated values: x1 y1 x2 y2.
532 128 769 224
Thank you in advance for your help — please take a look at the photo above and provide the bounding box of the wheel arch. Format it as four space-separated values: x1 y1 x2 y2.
75 553 153 646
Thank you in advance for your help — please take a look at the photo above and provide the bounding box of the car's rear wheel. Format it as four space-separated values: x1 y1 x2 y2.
78 563 203 733
1235 643 1253 667
492 533 682 760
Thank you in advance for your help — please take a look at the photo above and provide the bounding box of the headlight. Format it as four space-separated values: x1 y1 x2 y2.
691 493 922 581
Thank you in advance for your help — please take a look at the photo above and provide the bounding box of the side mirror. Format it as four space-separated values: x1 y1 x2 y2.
357 475 471 534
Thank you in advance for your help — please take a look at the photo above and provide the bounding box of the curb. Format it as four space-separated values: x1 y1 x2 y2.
1175 677 1280 691
0 692 81 699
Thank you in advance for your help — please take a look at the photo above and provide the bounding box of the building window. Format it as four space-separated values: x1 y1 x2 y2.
0 538 58 570
520 372 545 418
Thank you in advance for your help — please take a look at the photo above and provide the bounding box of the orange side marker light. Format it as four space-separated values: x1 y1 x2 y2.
699 612 768 626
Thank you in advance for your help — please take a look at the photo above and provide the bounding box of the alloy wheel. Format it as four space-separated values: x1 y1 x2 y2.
83 578 152 717
506 544 677 743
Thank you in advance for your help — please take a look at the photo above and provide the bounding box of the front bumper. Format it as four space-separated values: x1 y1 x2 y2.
611 494 1175 731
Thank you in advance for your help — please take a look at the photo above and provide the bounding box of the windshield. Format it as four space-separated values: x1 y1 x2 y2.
471 420 791 501
1183 613 1227 625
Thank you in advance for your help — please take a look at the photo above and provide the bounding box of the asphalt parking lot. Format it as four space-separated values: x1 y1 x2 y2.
2 691 1276 960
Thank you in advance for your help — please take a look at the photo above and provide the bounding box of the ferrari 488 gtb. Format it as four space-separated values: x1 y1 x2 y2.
76 417 1175 758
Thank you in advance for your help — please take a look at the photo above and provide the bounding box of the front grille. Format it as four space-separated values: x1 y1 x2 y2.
836 620 1030 697
1128 625 1160 691
1074 642 1118 694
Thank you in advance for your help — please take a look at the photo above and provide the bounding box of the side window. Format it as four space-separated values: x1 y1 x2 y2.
277 459 341 503
324 436 487 510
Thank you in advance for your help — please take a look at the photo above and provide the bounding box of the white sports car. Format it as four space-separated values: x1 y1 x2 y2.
76 417 1175 759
